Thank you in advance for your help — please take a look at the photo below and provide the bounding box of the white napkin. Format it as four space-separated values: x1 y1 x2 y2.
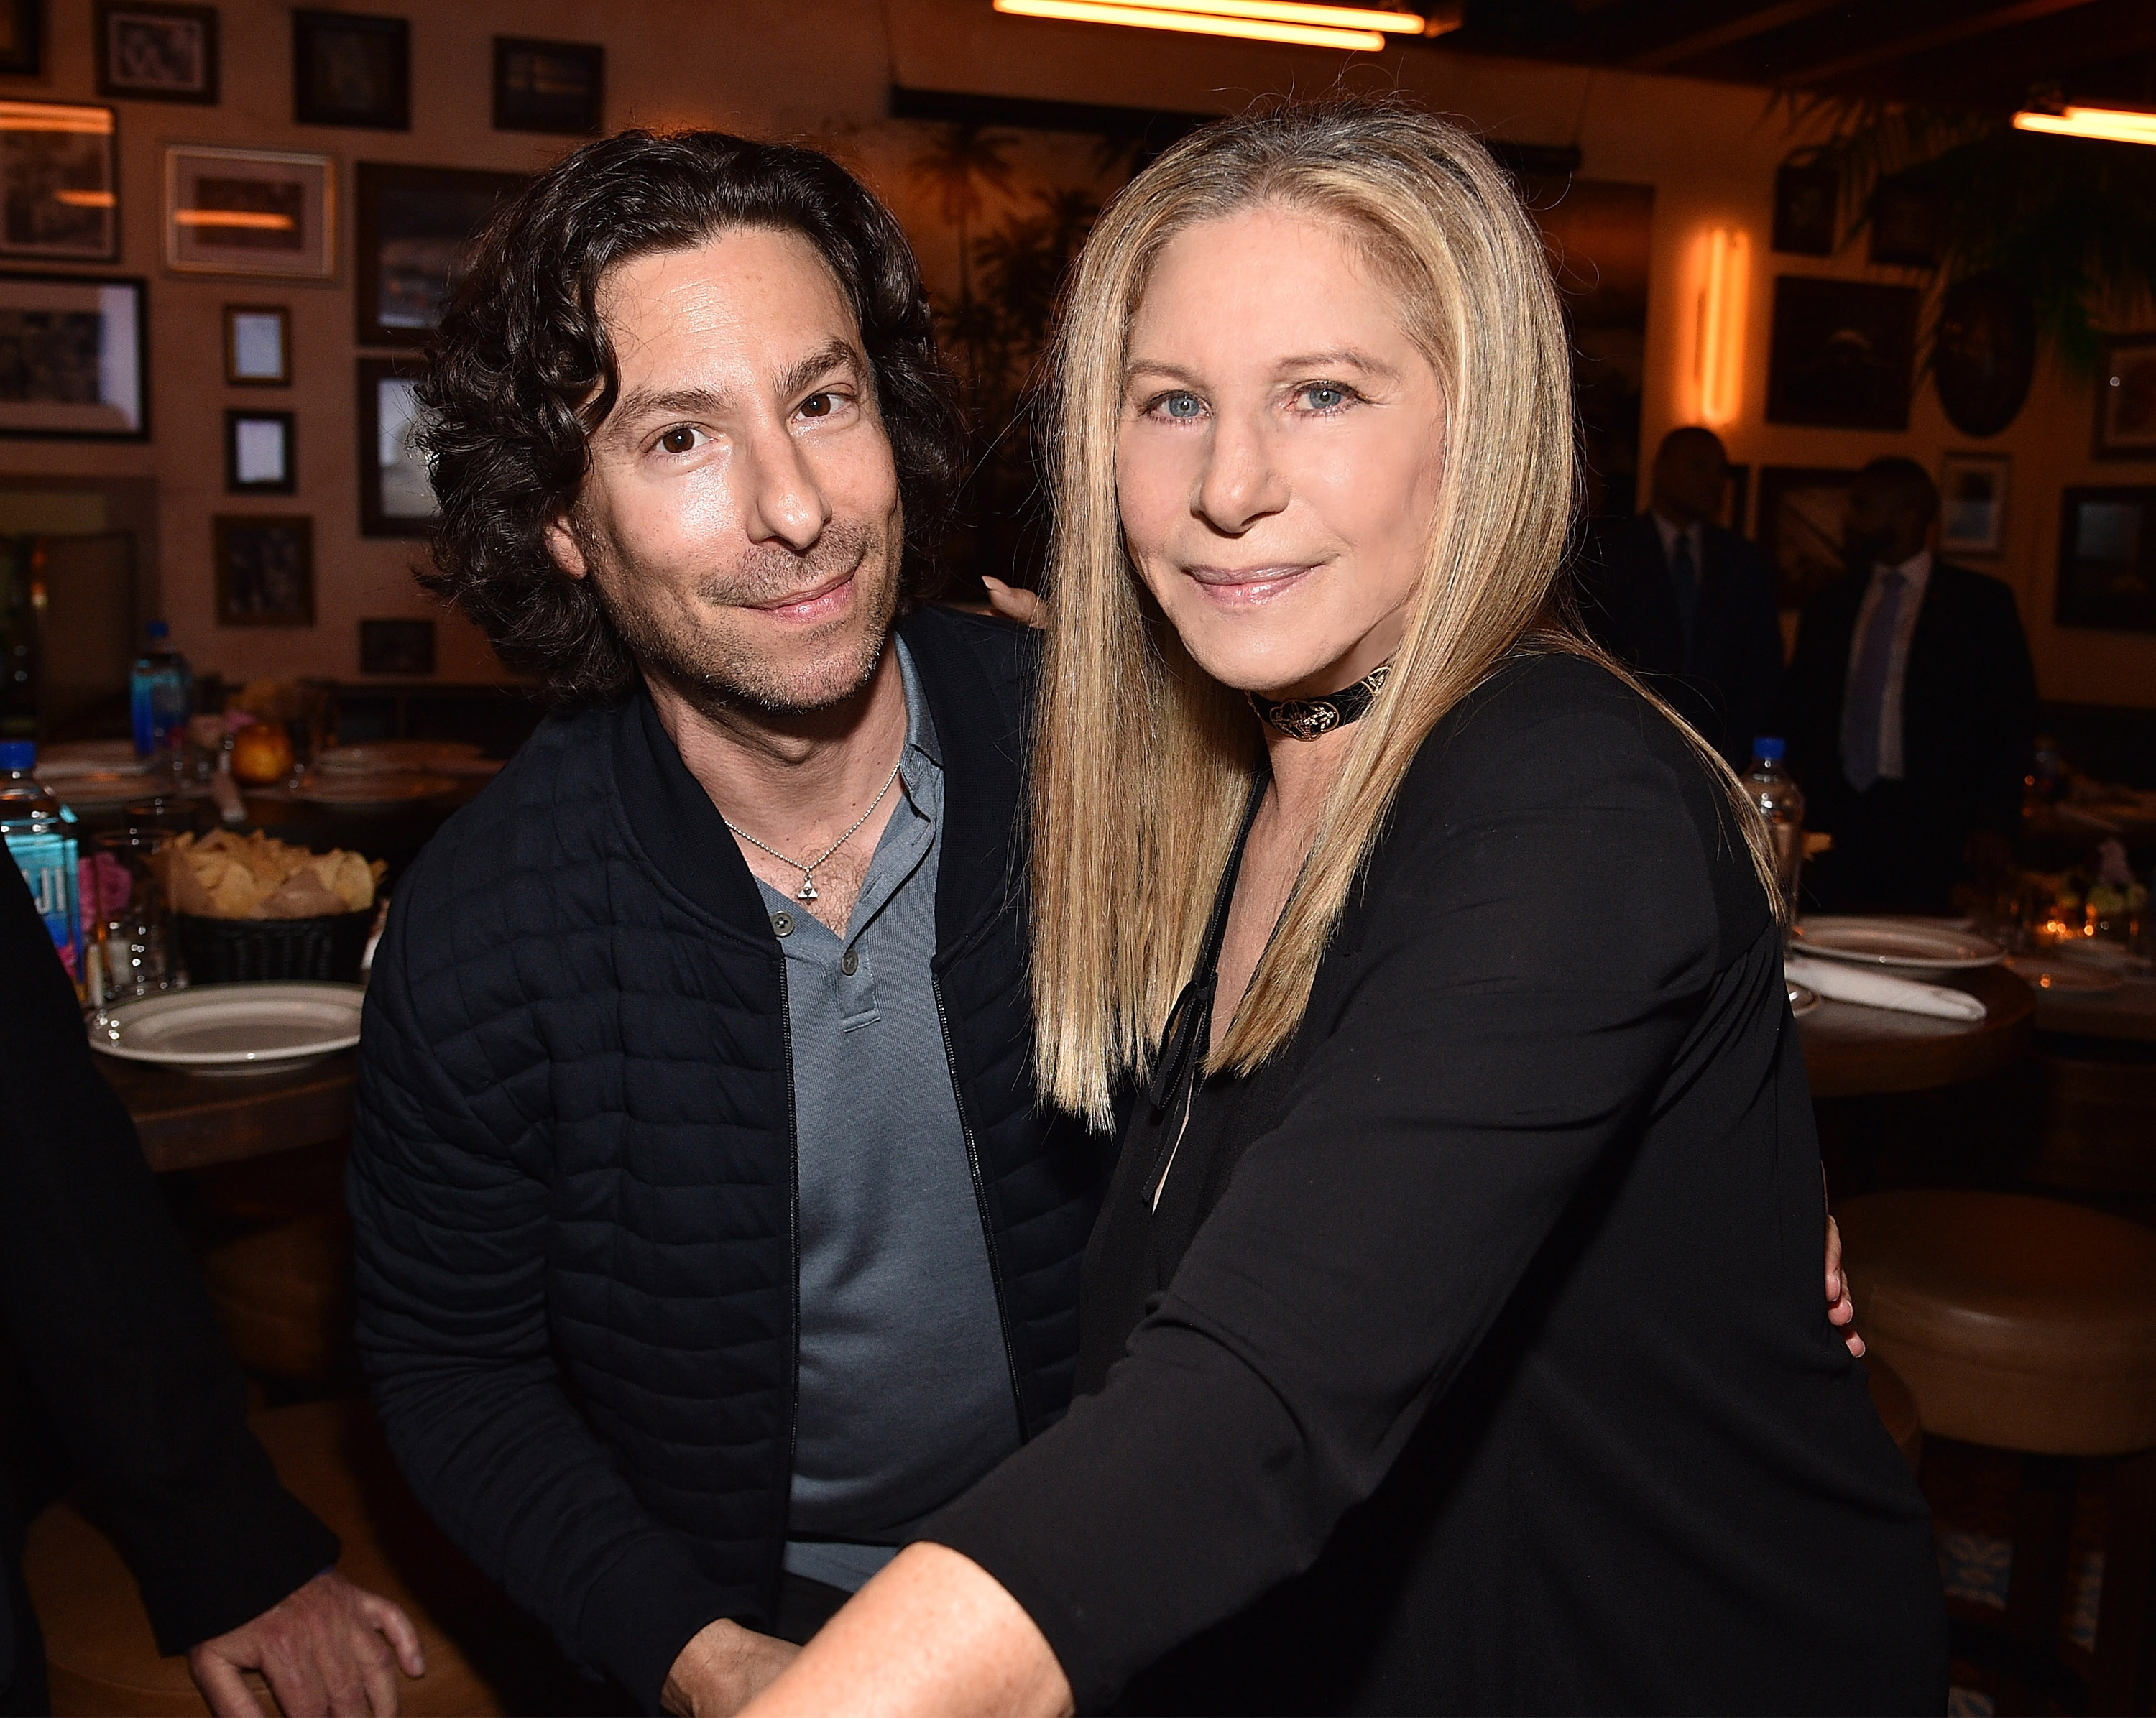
1785 953 1987 1022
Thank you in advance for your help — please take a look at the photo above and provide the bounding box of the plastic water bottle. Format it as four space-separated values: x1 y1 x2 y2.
1 741 81 985
1743 737 1805 920
129 621 193 760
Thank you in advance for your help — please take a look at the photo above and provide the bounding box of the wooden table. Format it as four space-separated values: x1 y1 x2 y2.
102 1048 359 1173
1799 965 2036 1099
2032 974 2156 1046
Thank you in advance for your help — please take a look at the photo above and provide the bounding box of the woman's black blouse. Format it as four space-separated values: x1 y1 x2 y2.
924 652 1946 1716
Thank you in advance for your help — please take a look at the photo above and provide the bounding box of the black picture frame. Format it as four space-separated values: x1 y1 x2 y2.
1868 175 1942 269
213 513 314 625
95 2 219 104
358 616 434 675
1766 277 1919 432
292 9 407 130
353 161 526 346
2092 333 2156 462
0 270 149 440
1756 466 1856 612
1772 164 1835 257
2057 486 2156 634
0 0 42 75
224 407 294 494
223 303 290 384
356 355 433 537
492 36 603 135
0 101 120 264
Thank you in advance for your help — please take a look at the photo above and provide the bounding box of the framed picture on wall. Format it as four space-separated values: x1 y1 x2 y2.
223 303 289 384
354 162 526 345
165 144 334 280
0 272 148 439
1938 452 2009 558
493 37 603 134
356 356 436 537
224 408 294 494
213 514 314 625
0 0 42 75
1756 466 1856 612
1766 277 1919 431
1771 164 1835 257
0 102 120 264
359 617 435 676
292 9 407 130
2093 333 2156 461
1867 175 1941 269
95 2 220 104
2057 487 2156 633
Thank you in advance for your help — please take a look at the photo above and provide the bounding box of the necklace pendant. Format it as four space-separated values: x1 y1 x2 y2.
796 875 819 903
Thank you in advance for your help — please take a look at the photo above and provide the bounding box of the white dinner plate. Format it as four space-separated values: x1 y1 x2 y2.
1789 915 2004 971
290 771 457 806
37 741 152 778
1787 981 1822 1019
316 741 480 775
2004 956 2127 994
55 769 167 807
89 982 364 1070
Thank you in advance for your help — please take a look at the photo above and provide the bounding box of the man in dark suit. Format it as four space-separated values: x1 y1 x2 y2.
1782 457 2037 914
1 854 425 1717
1577 426 1784 772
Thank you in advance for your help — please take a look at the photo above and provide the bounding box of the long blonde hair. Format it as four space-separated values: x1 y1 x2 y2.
1029 97 1775 1126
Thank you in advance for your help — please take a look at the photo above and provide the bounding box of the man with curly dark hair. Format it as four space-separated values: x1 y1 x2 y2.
345 130 1106 1718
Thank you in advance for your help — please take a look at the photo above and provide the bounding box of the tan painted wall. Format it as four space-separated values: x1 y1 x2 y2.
6 0 2152 707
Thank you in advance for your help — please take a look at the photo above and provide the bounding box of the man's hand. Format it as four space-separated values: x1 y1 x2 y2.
186 1569 425 1718
662 1618 801 1718
1826 1212 1864 1358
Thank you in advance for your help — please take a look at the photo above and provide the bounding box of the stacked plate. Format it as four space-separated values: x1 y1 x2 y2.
35 742 160 809
1789 916 2004 971
88 981 365 1073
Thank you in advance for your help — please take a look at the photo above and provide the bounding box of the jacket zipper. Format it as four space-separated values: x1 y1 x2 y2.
931 971 1029 1445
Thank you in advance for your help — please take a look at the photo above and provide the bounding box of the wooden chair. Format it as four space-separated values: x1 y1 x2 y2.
1839 1189 2156 1715
23 1400 508 1717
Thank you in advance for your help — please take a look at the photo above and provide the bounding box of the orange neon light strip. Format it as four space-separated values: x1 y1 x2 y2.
1695 226 1749 428
995 0 1388 50
0 101 114 134
2012 106 2156 147
175 209 298 231
1068 0 1424 31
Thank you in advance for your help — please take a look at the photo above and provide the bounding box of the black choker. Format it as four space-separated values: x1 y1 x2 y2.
1249 662 1392 742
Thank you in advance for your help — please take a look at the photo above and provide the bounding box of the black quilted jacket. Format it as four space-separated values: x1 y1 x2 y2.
346 608 1106 1712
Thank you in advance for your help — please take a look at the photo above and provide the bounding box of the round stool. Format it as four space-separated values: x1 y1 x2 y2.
24 1400 506 1717
1865 1352 1923 1477
1839 1190 2156 1716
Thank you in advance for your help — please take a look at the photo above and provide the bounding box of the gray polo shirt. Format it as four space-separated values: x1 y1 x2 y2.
756 641 1018 1593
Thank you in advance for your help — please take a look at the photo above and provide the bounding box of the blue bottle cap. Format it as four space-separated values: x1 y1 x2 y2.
1753 736 1786 762
0 741 35 771
145 619 170 641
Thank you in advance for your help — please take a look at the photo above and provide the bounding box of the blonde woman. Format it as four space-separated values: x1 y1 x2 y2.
740 99 1943 1718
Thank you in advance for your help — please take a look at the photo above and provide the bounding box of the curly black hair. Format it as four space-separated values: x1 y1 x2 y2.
417 129 964 704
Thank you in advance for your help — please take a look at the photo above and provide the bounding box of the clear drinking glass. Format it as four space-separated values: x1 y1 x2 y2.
86 827 184 1005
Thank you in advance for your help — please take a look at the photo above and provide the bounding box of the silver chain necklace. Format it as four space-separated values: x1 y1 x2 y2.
723 753 904 905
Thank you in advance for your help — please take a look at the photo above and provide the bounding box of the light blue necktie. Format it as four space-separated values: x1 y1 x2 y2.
1843 570 1907 794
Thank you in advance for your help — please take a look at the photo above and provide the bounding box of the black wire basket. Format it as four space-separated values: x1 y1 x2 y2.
173 910 374 985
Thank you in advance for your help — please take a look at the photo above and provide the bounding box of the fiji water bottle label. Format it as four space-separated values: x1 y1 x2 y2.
7 829 80 979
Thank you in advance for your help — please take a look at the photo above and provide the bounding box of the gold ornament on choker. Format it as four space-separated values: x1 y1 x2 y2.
1250 662 1393 742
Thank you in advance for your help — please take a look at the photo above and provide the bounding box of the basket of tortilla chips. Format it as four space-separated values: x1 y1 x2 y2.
160 830 388 984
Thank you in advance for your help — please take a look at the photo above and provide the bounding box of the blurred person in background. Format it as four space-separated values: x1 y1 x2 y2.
0 856 423 1718
1576 425 1784 774
1783 456 2036 913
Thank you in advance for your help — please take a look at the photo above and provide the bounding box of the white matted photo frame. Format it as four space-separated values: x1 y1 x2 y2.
96 2 221 104
223 303 290 384
224 407 294 494
356 355 435 537
0 272 148 439
165 144 335 280
2093 333 2156 462
0 102 121 264
1938 452 2009 558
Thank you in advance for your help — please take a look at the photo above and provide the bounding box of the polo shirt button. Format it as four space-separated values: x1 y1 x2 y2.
841 949 859 975
772 911 793 937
